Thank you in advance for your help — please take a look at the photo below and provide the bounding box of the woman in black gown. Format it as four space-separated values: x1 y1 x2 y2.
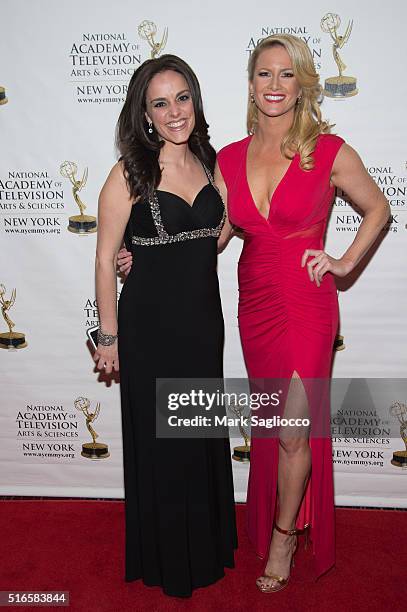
94 55 237 597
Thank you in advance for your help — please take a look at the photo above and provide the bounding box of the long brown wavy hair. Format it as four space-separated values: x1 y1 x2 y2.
116 54 216 201
247 34 332 170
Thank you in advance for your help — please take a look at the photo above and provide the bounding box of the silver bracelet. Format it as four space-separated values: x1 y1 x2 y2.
97 329 118 346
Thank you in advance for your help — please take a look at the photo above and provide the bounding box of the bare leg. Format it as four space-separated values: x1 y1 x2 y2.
257 373 311 589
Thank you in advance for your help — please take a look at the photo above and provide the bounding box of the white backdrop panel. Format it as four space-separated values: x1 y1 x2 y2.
1 0 406 506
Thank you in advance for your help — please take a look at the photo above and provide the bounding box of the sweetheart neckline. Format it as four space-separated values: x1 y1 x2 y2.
156 183 213 209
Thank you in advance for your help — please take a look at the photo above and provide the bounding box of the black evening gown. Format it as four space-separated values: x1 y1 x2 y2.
118 167 237 597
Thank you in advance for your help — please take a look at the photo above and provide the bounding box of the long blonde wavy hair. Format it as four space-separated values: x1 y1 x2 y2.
247 34 331 170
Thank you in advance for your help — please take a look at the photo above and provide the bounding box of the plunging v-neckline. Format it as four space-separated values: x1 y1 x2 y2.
245 135 296 222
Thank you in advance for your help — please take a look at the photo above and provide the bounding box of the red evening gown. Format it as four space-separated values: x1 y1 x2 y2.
217 133 345 578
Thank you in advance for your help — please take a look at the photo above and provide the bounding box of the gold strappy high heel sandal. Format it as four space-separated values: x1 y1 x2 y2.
256 524 299 594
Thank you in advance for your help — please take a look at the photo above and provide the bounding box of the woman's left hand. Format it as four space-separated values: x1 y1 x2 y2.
117 247 133 275
301 249 354 287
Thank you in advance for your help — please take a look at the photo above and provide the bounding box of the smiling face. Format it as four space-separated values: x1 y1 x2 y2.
250 44 301 121
145 70 195 145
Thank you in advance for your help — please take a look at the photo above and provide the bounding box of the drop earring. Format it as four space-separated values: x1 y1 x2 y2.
250 93 255 103
148 122 153 134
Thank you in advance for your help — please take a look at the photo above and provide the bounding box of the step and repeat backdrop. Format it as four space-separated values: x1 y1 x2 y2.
1 0 406 505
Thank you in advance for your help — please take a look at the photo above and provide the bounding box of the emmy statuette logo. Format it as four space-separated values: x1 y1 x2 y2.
138 20 168 58
389 402 407 468
334 292 345 351
75 397 110 460
0 85 8 105
229 401 251 462
0 284 27 349
320 13 358 98
60 161 97 234
333 334 345 351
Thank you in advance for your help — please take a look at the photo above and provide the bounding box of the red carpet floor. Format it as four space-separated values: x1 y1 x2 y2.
0 501 405 612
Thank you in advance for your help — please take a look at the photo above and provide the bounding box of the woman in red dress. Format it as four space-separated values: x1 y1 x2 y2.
215 34 389 592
